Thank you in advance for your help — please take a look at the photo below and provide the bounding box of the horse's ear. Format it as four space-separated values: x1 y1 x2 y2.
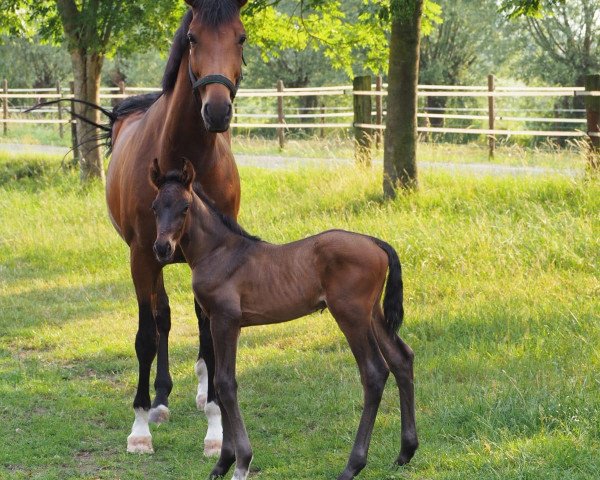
184 0 195 7
181 158 196 189
150 158 164 189
237 0 248 7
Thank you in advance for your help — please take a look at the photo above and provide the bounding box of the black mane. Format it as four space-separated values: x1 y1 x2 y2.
162 172 261 243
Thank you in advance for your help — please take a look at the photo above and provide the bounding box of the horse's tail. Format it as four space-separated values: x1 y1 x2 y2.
371 238 404 334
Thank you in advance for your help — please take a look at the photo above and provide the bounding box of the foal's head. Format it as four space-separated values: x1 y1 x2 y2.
150 158 195 263
185 0 248 132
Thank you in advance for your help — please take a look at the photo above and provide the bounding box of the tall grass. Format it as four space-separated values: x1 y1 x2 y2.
0 156 598 479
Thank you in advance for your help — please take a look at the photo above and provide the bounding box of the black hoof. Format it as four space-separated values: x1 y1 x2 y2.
395 443 418 466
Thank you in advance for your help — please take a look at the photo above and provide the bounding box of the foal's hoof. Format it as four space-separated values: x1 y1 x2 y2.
127 434 154 454
149 404 170 424
196 393 207 410
395 442 418 466
204 439 222 457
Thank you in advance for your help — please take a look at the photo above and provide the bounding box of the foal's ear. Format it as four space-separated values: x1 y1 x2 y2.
237 0 248 7
149 158 162 189
184 0 195 7
181 158 196 189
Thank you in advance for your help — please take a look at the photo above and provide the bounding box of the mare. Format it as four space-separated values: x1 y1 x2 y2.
149 158 418 480
105 0 248 455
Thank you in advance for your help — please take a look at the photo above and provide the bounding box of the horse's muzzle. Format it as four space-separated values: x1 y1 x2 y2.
202 101 233 133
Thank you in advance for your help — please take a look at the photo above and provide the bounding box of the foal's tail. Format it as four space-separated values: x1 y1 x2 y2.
372 238 404 333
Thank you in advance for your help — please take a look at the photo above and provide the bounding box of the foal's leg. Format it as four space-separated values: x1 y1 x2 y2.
330 303 389 480
149 272 173 424
210 312 253 480
373 306 418 465
127 249 161 453
195 302 223 457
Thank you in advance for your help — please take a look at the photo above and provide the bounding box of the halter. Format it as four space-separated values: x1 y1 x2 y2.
187 55 244 102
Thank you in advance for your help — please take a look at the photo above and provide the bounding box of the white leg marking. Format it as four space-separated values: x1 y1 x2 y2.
195 359 208 410
203 401 223 457
148 404 170 424
127 408 154 453
232 467 250 480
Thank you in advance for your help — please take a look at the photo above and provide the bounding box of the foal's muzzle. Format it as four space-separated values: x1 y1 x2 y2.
153 241 174 263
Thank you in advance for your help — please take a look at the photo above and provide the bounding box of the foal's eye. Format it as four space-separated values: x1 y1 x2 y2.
187 33 197 45
182 206 190 215
239 34 247 45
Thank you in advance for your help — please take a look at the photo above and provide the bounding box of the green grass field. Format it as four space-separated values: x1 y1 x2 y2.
0 153 598 479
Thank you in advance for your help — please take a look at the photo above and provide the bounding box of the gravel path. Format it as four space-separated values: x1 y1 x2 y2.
0 143 578 177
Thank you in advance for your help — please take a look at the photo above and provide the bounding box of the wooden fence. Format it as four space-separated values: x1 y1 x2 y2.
1 74 599 162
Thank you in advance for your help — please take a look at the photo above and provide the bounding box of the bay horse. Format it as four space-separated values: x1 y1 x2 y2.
106 0 248 455
149 158 418 480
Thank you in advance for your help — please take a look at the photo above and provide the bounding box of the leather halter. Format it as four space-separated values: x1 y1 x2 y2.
188 59 242 102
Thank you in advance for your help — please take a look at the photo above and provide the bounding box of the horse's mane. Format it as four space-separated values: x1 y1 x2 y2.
162 171 261 243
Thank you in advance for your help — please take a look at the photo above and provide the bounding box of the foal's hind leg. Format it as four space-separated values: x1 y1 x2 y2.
127 249 161 453
373 306 418 465
329 303 389 480
195 302 223 457
149 272 173 424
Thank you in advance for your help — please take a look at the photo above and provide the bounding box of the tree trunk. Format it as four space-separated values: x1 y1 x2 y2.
71 50 105 182
383 0 423 197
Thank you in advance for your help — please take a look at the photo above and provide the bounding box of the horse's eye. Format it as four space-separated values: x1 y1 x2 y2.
187 33 197 45
182 205 190 215
239 34 247 45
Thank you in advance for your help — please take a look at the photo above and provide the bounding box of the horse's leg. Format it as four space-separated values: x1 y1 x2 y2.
208 394 237 478
372 305 418 465
209 312 253 480
148 272 173 424
329 303 389 480
195 301 223 457
127 248 161 453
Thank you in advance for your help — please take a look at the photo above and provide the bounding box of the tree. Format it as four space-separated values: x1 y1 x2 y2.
382 0 423 195
1 1 184 181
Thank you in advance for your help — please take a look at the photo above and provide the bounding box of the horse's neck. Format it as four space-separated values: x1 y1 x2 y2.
182 196 237 265
158 57 217 170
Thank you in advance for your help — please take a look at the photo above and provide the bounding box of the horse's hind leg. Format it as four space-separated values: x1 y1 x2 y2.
329 303 389 480
373 305 418 465
195 301 223 457
149 272 173 424
127 248 161 453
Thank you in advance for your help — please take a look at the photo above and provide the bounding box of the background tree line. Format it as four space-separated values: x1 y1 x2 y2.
0 0 597 193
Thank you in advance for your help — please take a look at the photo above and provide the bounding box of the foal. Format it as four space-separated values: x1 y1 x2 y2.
150 159 418 480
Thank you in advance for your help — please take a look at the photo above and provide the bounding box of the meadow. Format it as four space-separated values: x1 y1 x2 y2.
0 151 599 479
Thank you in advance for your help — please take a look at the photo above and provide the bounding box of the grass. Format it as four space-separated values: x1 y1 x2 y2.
0 154 599 479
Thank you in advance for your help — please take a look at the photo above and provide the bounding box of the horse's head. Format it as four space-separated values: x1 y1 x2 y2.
185 0 248 132
150 158 195 263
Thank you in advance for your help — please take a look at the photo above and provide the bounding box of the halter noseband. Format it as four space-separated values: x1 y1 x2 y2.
188 60 242 102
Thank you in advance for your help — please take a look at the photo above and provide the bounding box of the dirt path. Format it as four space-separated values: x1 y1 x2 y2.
0 143 578 177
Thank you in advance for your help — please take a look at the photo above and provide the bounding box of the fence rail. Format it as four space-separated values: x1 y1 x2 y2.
1 75 599 162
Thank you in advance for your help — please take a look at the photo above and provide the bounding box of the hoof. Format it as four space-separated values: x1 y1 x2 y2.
204 439 222 457
395 444 418 466
127 434 154 454
196 393 207 410
149 404 170 424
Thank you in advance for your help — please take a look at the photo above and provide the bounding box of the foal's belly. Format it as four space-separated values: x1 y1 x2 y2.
240 280 324 327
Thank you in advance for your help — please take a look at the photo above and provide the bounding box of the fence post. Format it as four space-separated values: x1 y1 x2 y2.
119 80 126 97
277 80 285 149
585 73 600 169
56 81 64 138
488 74 495 159
3 79 8 136
320 102 325 139
375 74 383 150
69 81 80 166
353 75 372 166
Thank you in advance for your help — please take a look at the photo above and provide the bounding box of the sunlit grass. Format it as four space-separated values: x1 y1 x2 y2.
0 155 598 479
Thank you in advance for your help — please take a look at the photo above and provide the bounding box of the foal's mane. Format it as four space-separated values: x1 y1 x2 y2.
162 172 261 243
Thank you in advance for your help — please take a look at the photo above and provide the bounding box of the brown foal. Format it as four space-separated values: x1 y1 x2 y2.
150 159 418 480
